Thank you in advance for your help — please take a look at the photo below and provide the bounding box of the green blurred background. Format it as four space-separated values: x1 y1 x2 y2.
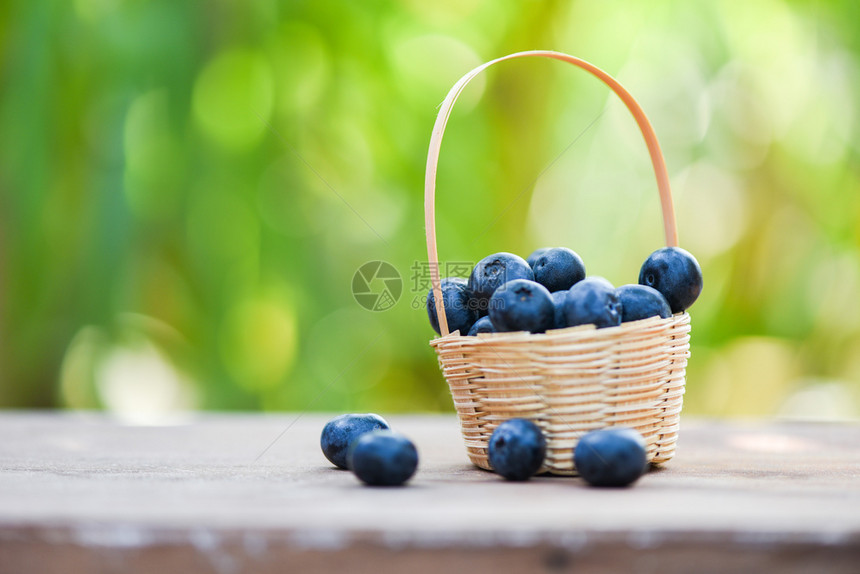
1 0 858 421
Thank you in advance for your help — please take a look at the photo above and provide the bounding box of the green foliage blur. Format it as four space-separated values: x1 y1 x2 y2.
1 0 859 421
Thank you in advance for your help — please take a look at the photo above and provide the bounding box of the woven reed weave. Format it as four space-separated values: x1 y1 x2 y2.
424 51 692 475
430 315 691 474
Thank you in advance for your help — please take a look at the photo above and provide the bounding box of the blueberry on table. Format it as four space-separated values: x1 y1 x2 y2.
321 413 389 470
564 277 622 329
467 315 495 336
488 418 546 481
526 247 551 269
616 284 672 323
530 247 586 293
468 253 534 317
574 427 648 487
638 247 703 313
550 291 568 330
488 279 555 334
426 277 478 336
348 430 419 487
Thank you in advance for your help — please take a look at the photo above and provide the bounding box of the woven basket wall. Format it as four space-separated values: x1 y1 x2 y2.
431 314 690 475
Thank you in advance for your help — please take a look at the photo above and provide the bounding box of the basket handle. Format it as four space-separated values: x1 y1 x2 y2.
425 50 678 337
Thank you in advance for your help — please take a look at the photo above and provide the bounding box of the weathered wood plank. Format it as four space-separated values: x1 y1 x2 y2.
0 413 858 573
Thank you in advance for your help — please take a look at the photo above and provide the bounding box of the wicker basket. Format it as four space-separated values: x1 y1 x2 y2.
424 51 692 475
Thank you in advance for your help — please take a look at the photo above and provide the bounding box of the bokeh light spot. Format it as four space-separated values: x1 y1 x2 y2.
95 338 198 424
60 326 106 409
698 337 800 417
390 34 485 112
673 161 748 259
272 21 330 115
193 48 274 149
779 380 860 421
806 252 860 334
220 291 297 392
74 0 118 22
123 89 181 219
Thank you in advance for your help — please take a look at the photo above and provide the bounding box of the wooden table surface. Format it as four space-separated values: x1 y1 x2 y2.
0 412 858 573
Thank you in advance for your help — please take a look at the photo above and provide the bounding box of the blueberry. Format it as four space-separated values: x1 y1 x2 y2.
320 413 389 469
468 253 534 317
638 247 703 313
347 430 418 487
467 315 495 336
530 247 586 293
426 277 479 336
573 427 648 487
488 418 546 481
551 291 568 330
526 247 551 268
564 277 621 329
488 279 554 333
616 284 672 323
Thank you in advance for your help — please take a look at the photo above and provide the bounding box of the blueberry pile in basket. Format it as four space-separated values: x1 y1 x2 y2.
426 246 702 335
321 413 419 486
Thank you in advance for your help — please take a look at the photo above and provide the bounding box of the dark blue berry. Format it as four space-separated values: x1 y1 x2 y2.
488 279 554 333
426 277 479 336
616 284 672 323
320 413 389 469
488 419 546 481
468 253 534 317
564 277 621 329
530 247 586 293
526 247 551 268
551 291 568 330
638 247 703 313
467 315 495 336
348 430 418 486
573 427 648 487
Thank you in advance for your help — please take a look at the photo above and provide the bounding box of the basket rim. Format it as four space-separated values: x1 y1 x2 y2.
429 312 690 346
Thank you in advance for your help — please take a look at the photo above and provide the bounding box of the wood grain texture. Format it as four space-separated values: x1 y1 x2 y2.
0 413 858 573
